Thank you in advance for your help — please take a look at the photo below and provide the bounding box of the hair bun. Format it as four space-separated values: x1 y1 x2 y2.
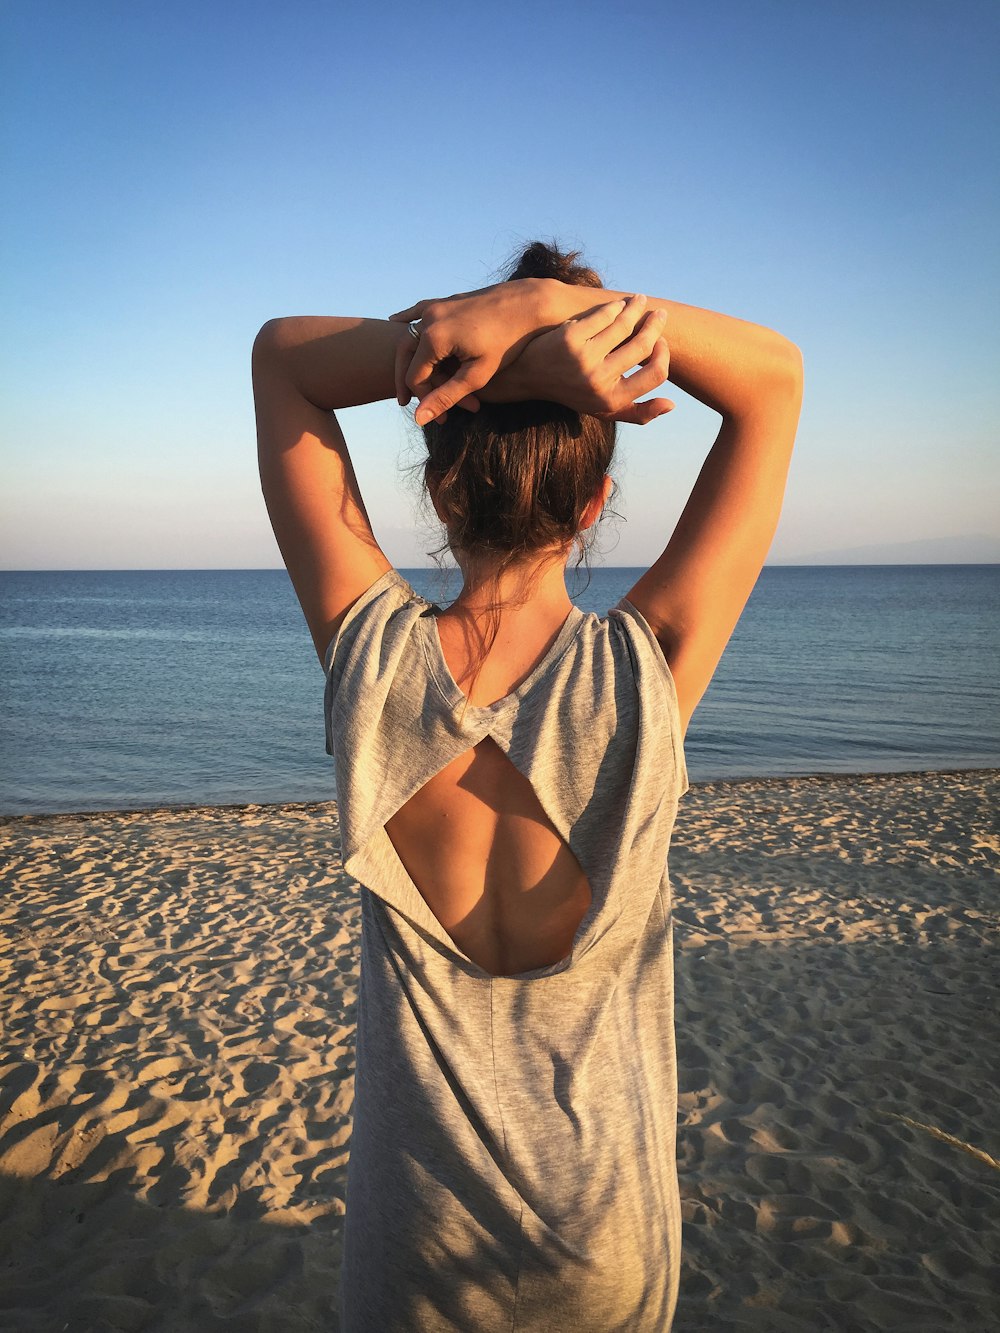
505 240 604 289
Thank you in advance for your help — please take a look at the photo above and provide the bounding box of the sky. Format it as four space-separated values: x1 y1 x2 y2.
2 0 998 569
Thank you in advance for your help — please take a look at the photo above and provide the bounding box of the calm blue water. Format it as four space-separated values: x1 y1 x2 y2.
1 566 997 814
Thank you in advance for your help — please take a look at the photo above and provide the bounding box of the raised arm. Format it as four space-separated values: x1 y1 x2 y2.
393 280 803 731
252 302 668 664
538 286 802 735
252 317 406 662
618 298 802 734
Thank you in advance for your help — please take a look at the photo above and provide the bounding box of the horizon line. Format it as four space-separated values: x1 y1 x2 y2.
2 561 999 574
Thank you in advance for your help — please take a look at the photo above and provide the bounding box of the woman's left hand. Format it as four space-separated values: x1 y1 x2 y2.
388 278 555 424
482 296 674 425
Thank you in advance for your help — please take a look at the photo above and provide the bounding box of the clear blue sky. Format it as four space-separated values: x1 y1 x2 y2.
2 0 998 568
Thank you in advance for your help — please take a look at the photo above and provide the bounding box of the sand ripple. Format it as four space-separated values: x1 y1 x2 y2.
1 802 356 1330
1 770 998 1329
670 770 999 1330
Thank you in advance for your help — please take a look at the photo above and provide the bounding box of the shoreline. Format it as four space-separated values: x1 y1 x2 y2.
3 763 998 825
1 769 997 1329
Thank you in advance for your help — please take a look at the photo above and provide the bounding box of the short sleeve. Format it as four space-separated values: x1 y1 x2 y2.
322 569 421 757
612 596 690 800
323 569 417 678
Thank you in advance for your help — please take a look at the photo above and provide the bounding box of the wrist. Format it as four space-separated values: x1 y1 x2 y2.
477 352 534 404
531 279 634 331
530 277 578 331
498 277 570 341
489 278 560 372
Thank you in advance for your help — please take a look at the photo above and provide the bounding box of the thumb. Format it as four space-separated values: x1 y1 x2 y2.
414 361 492 427
613 398 675 426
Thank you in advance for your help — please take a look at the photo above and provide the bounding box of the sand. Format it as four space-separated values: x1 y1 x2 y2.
0 770 997 1331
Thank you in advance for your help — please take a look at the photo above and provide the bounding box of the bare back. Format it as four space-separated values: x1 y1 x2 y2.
383 608 593 977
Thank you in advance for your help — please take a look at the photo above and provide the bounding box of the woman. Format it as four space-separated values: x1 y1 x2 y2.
252 242 803 1331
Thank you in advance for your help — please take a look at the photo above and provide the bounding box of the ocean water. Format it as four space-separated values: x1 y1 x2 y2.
1 565 997 815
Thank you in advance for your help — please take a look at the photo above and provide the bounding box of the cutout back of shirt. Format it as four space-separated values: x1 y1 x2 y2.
384 735 593 976
324 569 689 981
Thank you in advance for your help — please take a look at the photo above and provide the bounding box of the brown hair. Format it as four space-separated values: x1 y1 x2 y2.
420 240 617 713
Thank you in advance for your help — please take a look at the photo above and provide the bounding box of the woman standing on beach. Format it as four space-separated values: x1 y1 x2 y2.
252 242 802 1331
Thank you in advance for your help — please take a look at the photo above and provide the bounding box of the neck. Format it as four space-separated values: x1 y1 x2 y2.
450 548 573 618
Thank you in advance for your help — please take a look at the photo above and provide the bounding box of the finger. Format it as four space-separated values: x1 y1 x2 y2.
394 332 415 406
387 299 430 323
413 360 495 427
405 340 443 393
422 370 480 413
422 365 475 408
612 332 671 398
413 383 448 424
572 294 651 356
612 397 675 426
563 296 635 347
593 300 666 364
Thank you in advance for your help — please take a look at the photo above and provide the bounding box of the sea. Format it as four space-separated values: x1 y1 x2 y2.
1 565 998 815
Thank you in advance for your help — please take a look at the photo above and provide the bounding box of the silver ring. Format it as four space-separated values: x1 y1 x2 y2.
407 319 422 343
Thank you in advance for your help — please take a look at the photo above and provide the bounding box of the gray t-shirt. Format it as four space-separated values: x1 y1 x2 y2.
324 569 689 1332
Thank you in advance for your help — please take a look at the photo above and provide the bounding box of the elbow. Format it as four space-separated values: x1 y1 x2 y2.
775 335 804 389
762 334 804 406
786 341 804 413
252 318 281 367
252 318 297 389
786 337 804 381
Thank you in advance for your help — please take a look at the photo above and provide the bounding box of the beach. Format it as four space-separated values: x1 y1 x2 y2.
1 770 997 1331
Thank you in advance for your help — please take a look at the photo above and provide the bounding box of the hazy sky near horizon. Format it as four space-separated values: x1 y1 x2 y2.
2 0 998 569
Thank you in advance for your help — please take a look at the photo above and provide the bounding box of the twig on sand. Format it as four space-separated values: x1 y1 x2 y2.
878 1110 1000 1171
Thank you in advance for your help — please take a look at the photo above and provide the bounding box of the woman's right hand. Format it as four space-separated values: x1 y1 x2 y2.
482 296 674 425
